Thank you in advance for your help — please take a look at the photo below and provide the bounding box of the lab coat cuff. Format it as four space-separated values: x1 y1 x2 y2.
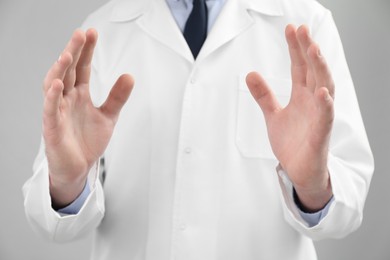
23 156 105 241
276 164 334 228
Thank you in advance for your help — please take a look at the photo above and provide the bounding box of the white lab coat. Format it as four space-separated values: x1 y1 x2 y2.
23 0 374 259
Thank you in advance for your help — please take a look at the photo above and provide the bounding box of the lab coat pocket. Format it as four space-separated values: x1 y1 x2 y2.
236 75 291 159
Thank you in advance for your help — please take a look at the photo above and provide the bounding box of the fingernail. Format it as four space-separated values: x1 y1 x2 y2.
57 55 62 62
317 48 322 57
325 93 331 101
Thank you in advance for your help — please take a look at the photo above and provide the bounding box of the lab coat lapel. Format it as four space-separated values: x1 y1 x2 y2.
138 0 194 62
198 0 284 61
111 0 194 63
109 0 284 63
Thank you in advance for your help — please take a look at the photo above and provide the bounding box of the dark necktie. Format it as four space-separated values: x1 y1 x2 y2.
183 0 208 59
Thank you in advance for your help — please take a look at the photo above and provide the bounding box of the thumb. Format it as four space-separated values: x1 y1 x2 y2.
100 74 134 120
246 72 281 117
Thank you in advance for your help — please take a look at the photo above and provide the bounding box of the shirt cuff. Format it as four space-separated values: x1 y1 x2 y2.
57 179 91 216
297 196 335 227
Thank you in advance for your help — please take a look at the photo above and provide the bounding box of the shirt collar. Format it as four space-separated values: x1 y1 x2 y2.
110 0 283 22
164 0 283 16
166 0 222 7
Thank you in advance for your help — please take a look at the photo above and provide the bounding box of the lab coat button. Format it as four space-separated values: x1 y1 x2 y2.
184 147 192 154
190 78 196 84
179 224 187 231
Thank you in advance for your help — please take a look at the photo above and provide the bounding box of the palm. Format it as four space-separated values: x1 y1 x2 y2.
44 83 114 180
266 80 331 186
246 25 334 211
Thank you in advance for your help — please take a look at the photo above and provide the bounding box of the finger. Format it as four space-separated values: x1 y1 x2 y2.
307 43 335 99
100 74 134 120
62 29 87 93
43 79 64 130
75 28 98 86
296 25 316 90
296 25 313 61
312 87 334 146
246 72 281 118
43 52 73 94
285 24 307 88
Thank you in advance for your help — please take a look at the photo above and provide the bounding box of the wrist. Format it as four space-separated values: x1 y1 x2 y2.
293 173 333 213
49 172 88 210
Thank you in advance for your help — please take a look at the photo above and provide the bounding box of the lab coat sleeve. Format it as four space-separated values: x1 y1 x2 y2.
22 139 105 242
277 10 374 240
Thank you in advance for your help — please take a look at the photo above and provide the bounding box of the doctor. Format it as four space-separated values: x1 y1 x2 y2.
23 0 374 259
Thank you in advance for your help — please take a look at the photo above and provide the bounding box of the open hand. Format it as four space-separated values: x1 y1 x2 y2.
43 29 134 208
246 25 334 212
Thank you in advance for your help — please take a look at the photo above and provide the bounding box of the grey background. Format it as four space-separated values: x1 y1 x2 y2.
0 0 389 259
